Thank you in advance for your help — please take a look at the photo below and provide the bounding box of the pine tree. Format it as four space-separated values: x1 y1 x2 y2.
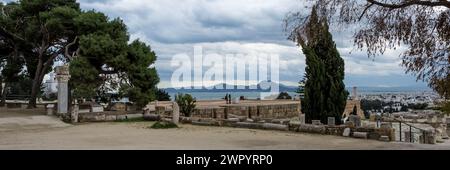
299 7 348 124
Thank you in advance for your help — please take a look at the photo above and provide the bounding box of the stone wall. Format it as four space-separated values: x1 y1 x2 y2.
191 103 301 119
343 100 365 118
190 100 363 120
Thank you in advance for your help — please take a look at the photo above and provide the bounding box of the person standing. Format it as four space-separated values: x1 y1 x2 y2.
224 94 228 104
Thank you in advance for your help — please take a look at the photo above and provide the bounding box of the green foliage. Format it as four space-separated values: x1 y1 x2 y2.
351 106 358 115
442 102 450 116
361 99 383 111
156 89 171 101
150 121 178 129
1 1 160 108
277 92 292 100
407 103 429 110
175 93 197 117
69 57 100 99
300 8 348 125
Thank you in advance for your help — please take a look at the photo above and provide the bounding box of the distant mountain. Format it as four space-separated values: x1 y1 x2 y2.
350 86 432 93
163 82 432 94
163 81 298 93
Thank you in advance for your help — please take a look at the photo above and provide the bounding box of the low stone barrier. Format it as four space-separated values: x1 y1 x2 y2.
233 122 264 129
262 123 289 131
78 112 142 122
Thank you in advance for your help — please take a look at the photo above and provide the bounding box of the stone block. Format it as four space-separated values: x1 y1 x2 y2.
46 104 55 116
234 122 264 129
180 117 192 124
127 114 143 119
143 114 161 121
91 106 104 113
368 133 381 140
105 115 117 121
379 136 390 142
312 120 322 125
353 132 368 139
345 121 355 128
262 123 288 131
343 128 351 137
380 122 392 129
297 124 326 134
6 103 21 108
192 121 217 126
328 117 336 126
299 114 306 124
116 115 127 121
349 115 361 127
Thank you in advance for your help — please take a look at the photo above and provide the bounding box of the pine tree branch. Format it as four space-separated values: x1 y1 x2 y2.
366 0 450 9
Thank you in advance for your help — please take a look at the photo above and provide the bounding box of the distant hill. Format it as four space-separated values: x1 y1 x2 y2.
163 82 432 94
163 81 298 93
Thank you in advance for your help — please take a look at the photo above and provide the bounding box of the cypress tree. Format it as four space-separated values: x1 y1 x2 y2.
299 7 348 124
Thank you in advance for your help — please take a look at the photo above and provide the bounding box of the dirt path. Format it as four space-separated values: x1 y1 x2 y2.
0 121 449 150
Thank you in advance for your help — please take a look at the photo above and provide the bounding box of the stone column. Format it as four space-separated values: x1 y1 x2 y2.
55 65 71 116
172 102 180 124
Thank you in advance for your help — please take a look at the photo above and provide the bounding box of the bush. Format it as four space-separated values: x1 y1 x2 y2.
175 93 196 117
408 103 428 110
156 89 171 101
150 121 178 129
277 92 292 100
442 102 450 116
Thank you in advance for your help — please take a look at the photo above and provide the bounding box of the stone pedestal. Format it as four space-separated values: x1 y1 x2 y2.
312 120 322 125
172 102 180 124
55 65 71 116
46 104 55 116
299 114 306 124
349 115 361 127
327 117 336 126
71 104 79 123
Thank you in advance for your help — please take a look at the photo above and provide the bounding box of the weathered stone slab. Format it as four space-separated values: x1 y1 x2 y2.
127 114 143 119
353 132 368 139
78 113 106 122
91 106 104 113
349 115 361 127
6 103 22 108
299 114 306 124
380 122 392 129
297 124 326 134
234 122 264 129
172 102 180 124
271 119 290 125
105 115 117 121
192 121 217 126
143 114 161 121
312 120 322 125
345 121 355 128
116 115 127 121
328 117 336 126
46 104 55 116
379 136 390 142
343 128 351 137
262 123 288 131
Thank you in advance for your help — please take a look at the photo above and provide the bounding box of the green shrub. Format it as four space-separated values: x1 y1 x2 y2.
175 93 196 117
277 92 292 100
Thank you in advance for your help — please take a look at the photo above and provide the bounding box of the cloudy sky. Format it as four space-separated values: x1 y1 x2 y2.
2 0 430 89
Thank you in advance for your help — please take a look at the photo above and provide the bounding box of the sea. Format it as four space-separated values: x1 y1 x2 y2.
167 86 433 101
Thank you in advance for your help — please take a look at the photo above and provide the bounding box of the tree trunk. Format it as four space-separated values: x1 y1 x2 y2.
27 79 39 109
0 79 4 107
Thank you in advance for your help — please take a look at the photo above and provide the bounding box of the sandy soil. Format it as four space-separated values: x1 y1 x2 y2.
1 121 449 150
